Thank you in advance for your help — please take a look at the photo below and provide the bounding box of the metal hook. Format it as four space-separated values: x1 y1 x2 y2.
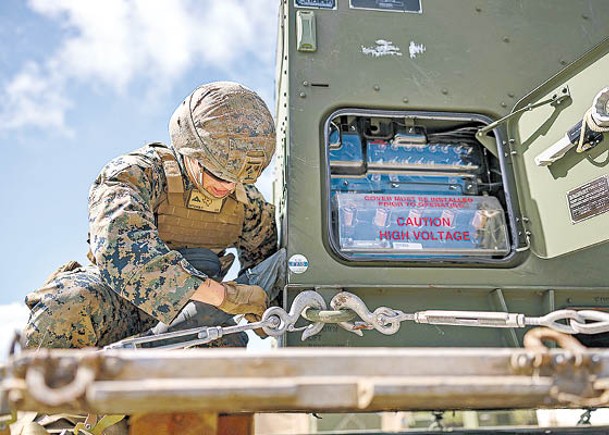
26 351 99 407
262 290 327 340
330 292 402 335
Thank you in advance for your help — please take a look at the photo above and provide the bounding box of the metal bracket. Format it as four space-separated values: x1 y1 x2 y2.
476 86 572 156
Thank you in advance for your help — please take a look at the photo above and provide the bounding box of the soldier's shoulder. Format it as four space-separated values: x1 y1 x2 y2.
99 144 166 177
243 184 269 203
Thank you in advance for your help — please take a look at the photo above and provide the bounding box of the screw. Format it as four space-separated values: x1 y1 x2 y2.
554 354 565 365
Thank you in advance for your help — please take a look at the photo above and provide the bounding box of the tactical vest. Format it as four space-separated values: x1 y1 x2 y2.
153 146 246 251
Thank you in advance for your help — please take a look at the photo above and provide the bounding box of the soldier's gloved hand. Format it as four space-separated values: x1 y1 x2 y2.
218 282 269 318
218 282 269 337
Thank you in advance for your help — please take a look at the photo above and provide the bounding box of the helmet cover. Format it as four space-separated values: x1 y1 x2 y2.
169 82 275 184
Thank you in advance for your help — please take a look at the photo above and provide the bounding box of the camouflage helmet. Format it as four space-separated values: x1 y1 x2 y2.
169 82 275 184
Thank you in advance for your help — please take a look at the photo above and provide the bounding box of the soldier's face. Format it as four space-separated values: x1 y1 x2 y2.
202 167 237 198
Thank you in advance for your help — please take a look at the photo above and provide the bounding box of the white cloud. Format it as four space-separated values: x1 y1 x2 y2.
0 303 29 361
0 0 277 133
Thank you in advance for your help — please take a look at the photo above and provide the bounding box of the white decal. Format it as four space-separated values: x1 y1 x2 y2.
408 41 426 59
288 254 309 274
361 39 403 57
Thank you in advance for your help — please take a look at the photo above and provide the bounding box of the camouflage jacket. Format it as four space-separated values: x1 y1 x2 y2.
88 144 277 324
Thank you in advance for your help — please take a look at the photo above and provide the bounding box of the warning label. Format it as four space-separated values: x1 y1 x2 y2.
567 175 609 223
296 0 336 9
335 193 510 256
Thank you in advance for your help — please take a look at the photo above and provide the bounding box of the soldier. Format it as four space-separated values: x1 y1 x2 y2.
24 81 282 349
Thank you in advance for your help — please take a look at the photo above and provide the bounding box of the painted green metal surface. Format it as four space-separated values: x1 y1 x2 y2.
511 43 609 258
275 0 609 347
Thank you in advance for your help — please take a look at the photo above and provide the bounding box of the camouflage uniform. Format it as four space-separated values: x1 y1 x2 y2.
24 144 277 349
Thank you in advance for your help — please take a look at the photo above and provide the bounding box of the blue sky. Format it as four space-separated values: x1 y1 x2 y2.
0 0 279 351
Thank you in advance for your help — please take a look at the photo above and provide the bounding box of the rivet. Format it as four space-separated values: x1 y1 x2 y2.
441 88 449 95
503 37 510 43
373 84 381 91
501 102 507 108
302 81 309 86
403 97 409 103
560 59 568 65
582 14 589 20
475 6 482 12
509 138 515 144
508 92 515 98
299 92 307 98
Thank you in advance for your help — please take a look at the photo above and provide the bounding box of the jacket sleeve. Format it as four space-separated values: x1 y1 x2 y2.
88 151 205 324
235 185 278 272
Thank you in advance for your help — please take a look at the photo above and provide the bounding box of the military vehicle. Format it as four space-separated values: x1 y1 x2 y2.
276 0 609 349
5 0 609 433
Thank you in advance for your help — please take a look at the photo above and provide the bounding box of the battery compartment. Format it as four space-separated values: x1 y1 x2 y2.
326 111 513 262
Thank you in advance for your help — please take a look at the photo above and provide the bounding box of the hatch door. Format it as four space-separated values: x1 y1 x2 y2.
509 41 609 259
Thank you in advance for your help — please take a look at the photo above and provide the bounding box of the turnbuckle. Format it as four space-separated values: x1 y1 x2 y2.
105 291 609 350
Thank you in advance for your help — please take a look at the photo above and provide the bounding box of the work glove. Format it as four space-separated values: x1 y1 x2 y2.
218 281 269 328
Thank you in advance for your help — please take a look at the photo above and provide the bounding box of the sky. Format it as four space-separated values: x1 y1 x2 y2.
0 0 279 356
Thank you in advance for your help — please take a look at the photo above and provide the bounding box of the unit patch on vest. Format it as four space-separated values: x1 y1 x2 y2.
187 189 224 213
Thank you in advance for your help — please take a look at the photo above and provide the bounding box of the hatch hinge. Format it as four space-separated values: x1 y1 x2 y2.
516 215 532 251
476 86 572 154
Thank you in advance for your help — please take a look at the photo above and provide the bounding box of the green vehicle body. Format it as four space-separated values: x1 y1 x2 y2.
275 0 609 348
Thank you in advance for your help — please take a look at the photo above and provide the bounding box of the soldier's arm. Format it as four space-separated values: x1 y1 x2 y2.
88 150 207 324
235 185 278 272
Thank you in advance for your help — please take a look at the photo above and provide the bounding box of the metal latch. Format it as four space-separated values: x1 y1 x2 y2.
296 11 317 52
535 86 609 166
